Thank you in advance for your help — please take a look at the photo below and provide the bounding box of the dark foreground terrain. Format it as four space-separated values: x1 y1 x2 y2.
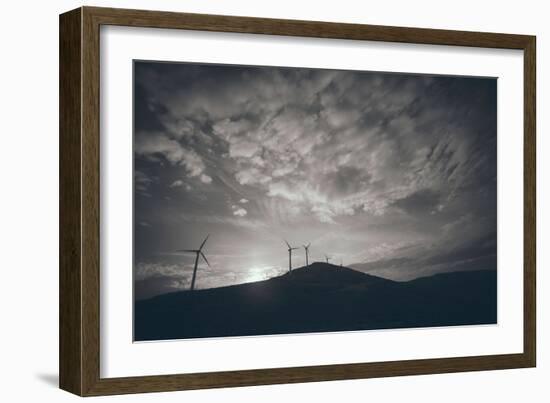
135 263 496 341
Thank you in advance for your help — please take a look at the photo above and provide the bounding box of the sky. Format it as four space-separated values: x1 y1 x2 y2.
133 61 497 300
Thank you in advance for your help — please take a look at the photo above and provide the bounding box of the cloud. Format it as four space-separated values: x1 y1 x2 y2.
231 203 248 217
350 233 497 281
169 179 184 187
135 261 183 281
235 167 272 186
135 170 155 197
170 179 193 190
212 117 254 140
265 181 355 223
267 182 303 202
391 188 441 215
310 204 335 224
200 174 212 184
233 208 248 217
180 211 267 230
229 139 260 158
135 274 188 300
135 130 206 177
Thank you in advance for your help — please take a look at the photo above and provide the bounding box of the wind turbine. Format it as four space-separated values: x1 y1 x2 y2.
176 235 210 291
340 258 343 267
285 240 299 272
303 243 311 266
325 254 332 264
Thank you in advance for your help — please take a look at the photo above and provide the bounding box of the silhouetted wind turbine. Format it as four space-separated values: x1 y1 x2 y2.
325 254 332 264
285 240 299 272
176 235 210 291
303 243 311 266
340 258 343 267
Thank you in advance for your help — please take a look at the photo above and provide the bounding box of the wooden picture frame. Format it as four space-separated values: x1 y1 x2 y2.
59 6 536 396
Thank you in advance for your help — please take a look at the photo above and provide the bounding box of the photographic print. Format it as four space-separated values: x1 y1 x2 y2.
133 61 497 342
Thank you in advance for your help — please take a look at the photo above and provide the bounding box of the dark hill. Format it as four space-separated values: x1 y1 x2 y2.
135 264 496 341
279 262 395 287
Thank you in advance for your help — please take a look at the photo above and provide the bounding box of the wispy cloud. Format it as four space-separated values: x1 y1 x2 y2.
233 208 247 217
169 179 184 188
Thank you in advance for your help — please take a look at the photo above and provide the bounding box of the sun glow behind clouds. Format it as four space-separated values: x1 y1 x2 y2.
243 266 283 284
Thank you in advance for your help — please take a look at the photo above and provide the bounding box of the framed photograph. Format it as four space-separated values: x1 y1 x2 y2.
59 6 536 396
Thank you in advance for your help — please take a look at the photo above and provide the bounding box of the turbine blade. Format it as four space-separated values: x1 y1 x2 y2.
200 251 211 267
199 234 210 250
176 249 197 253
284 240 291 248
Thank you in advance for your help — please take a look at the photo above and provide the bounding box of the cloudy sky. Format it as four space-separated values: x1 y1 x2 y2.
133 61 497 300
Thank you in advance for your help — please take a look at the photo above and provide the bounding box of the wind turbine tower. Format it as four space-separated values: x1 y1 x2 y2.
325 254 332 264
303 243 311 266
285 240 299 272
176 235 211 291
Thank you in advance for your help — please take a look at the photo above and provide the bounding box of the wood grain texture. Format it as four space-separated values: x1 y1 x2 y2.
59 6 537 396
86 6 532 49
59 8 82 396
523 38 536 367
81 7 102 396
85 353 530 396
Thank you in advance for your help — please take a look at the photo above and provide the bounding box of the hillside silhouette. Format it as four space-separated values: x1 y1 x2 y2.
135 262 496 341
